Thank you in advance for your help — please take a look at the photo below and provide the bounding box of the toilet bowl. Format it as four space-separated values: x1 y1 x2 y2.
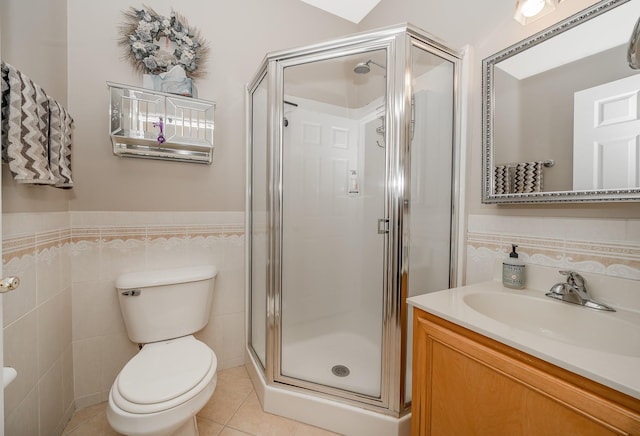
107 336 217 436
106 266 218 436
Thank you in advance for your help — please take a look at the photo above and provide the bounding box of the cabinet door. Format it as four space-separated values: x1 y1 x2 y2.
411 309 640 436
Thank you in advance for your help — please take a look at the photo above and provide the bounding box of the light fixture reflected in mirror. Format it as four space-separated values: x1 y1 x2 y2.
514 0 561 25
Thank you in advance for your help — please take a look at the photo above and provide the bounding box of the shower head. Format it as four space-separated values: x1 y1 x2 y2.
353 60 385 74
354 61 372 74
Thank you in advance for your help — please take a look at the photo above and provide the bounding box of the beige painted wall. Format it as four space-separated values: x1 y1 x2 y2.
8 0 637 217
0 0 67 105
361 0 640 219
2 0 355 213
65 0 356 212
1 0 74 213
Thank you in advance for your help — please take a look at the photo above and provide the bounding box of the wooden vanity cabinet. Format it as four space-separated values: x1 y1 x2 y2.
411 308 640 436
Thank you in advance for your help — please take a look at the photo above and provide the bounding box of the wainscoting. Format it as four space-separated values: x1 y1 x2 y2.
2 211 245 434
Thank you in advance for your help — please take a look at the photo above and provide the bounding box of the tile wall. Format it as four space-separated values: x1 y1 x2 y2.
69 211 246 409
2 212 73 436
5 210 639 434
2 211 246 432
466 214 640 287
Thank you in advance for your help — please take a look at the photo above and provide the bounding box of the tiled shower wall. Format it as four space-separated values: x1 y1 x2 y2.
466 214 640 287
2 211 245 431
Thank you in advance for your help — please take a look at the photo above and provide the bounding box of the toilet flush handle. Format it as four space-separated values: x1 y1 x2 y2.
121 289 141 296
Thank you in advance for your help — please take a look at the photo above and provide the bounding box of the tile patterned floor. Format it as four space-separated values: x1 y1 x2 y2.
61 365 341 436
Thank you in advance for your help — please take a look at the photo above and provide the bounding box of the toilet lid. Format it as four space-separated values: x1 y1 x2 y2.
117 337 214 405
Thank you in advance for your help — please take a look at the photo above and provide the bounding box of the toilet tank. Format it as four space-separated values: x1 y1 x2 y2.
116 265 217 344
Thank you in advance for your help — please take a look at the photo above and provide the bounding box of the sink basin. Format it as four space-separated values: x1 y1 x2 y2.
463 291 640 357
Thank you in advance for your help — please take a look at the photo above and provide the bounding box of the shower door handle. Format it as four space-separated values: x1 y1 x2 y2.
378 219 389 234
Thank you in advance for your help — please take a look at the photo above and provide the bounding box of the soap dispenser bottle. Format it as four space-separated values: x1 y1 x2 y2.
502 244 526 289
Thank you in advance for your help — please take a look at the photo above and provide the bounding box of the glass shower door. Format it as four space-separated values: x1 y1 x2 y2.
278 49 387 398
249 73 269 368
404 40 456 404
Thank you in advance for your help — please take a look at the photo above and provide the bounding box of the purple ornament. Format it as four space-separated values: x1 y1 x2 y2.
153 117 166 144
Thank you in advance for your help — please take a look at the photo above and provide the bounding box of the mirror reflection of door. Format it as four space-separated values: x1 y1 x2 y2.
573 74 640 190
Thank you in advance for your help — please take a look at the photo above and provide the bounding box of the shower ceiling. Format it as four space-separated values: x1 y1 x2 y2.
298 0 381 23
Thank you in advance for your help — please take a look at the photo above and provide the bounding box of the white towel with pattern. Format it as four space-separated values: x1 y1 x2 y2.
48 96 74 188
1 61 73 188
5 62 55 184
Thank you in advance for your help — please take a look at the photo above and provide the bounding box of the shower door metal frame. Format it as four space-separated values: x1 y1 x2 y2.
399 33 464 412
245 23 464 418
246 62 270 375
270 33 397 412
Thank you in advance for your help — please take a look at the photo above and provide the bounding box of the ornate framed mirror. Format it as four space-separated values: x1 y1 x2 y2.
482 0 640 203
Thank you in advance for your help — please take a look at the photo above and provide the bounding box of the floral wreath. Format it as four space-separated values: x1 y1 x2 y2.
119 6 209 79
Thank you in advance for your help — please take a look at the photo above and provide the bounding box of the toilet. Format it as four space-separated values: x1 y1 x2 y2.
106 265 219 436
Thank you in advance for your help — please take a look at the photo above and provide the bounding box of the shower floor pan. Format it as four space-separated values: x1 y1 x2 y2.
281 330 381 397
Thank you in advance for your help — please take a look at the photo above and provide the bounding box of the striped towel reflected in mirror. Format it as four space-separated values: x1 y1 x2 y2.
494 164 513 194
1 61 74 188
514 161 543 193
494 161 544 194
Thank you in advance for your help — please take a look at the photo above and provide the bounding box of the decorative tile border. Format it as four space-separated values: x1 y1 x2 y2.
2 234 37 263
3 220 245 265
7 212 639 281
467 215 640 281
70 228 101 244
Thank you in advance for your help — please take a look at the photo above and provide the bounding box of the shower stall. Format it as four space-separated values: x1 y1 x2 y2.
245 24 462 436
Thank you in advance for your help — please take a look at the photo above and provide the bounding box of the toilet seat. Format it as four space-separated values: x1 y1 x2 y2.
111 336 217 415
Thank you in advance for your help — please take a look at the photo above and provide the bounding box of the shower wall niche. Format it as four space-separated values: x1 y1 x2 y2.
246 24 463 436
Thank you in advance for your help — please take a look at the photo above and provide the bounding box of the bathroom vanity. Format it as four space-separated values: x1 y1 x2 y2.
408 270 640 435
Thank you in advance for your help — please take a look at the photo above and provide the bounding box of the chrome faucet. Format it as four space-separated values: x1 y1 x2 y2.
546 270 616 312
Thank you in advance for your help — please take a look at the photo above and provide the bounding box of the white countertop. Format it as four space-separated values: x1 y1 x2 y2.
407 279 640 401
